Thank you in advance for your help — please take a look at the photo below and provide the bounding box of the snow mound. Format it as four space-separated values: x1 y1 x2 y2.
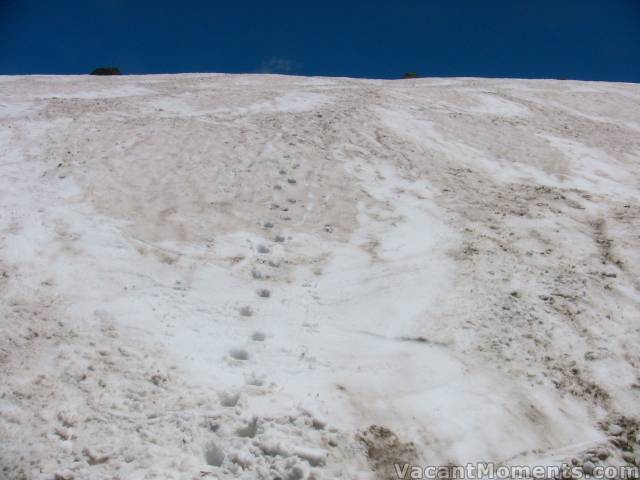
1 74 639 479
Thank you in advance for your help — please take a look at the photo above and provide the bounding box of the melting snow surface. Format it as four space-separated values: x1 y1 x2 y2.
1 74 639 479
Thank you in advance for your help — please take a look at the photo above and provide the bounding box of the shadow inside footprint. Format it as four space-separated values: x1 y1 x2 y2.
245 372 266 386
219 391 240 407
229 348 249 361
236 417 258 438
251 268 264 280
251 331 266 341
204 441 225 467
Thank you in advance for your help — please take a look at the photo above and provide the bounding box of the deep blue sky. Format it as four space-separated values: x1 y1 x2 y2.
1 0 639 81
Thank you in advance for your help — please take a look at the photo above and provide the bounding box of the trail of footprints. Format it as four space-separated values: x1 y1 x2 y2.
213 161 330 474
228 162 300 368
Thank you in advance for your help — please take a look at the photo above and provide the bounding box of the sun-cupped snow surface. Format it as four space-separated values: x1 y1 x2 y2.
1 74 639 480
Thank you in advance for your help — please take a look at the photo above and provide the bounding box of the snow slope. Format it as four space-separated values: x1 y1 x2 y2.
1 74 639 480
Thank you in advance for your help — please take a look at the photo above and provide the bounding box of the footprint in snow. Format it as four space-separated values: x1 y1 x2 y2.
204 441 225 467
228 348 250 361
251 331 266 341
251 268 265 280
219 391 240 407
236 417 258 438
245 372 267 387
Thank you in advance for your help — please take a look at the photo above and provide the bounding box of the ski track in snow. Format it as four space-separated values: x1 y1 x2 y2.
1 74 640 479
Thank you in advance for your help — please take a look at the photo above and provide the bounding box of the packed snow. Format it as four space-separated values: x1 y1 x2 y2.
0 74 639 480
